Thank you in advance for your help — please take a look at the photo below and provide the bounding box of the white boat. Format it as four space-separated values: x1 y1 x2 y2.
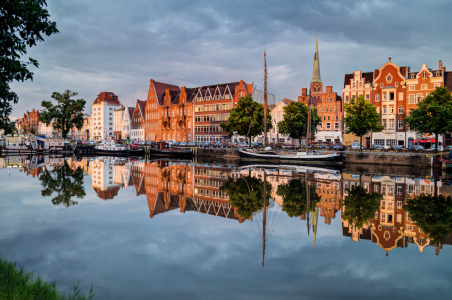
95 140 129 155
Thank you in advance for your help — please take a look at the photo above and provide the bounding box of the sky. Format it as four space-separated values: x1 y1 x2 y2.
10 0 452 117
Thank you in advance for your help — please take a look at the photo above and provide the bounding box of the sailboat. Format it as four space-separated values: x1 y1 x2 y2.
238 51 342 164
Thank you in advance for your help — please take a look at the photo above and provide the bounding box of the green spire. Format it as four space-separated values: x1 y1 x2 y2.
311 36 322 83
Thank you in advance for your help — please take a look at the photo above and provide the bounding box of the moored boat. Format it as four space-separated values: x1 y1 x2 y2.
238 148 341 164
95 140 129 155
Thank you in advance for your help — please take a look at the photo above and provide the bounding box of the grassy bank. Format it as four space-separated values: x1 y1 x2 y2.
0 254 95 300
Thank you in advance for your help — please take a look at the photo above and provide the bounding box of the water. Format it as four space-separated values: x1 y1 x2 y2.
1 156 452 299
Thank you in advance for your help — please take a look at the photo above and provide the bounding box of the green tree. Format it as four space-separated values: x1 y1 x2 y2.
277 101 321 146
39 161 86 207
342 186 382 229
0 0 58 130
39 90 86 139
404 193 452 244
344 95 384 151
276 178 320 218
30 127 35 134
404 87 452 150
220 175 272 219
220 95 272 145
23 124 28 134
3 121 17 136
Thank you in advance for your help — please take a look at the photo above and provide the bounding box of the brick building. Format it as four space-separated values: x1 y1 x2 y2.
298 38 343 144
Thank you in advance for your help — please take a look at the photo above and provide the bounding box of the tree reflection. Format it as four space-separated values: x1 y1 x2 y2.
342 186 382 229
220 175 271 219
39 161 86 207
277 178 320 218
404 193 452 244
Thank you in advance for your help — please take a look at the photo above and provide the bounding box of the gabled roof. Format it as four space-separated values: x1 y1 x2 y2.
153 81 180 105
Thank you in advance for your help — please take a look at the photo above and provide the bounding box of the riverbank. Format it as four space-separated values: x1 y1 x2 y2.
0 254 94 300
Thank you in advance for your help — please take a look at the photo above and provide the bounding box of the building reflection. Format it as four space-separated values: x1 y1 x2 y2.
15 155 452 256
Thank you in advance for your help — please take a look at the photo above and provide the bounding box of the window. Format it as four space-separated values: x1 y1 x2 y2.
380 83 384 88
383 119 387 128
366 94 370 99
395 82 399 87
109 108 113 111
390 106 394 114
398 92 403 101
383 106 387 114
409 95 415 104
389 119 394 129
409 85 415 90
422 72 427 79
417 94 423 103
421 84 427 90
374 185 379 192
352 82 355 88
345 95 349 102
335 123 340 130
386 139 397 146
326 123 331 130
398 120 404 129
434 83 441 88
317 123 322 130
398 106 403 114
376 94 380 102
383 93 387 101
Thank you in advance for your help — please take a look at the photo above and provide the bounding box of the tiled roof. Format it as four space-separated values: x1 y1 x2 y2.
93 92 121 105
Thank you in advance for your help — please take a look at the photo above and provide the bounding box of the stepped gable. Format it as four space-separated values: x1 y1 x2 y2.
138 100 146 117
93 92 120 105
128 107 134 119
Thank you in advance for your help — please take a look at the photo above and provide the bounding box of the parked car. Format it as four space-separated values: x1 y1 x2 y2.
139 140 147 145
87 140 97 145
146 141 155 146
198 142 206 147
179 141 187 146
350 142 362 150
188 141 197 146
372 144 384 150
166 140 175 145
331 144 346 151
391 145 405 151
172 142 180 146
214 142 223 147
130 144 139 150
428 145 444 151
133 140 141 145
412 145 425 151
76 140 82 145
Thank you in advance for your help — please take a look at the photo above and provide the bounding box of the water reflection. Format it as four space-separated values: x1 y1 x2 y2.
6 155 452 256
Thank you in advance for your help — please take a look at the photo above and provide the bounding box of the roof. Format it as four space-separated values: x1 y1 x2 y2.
343 71 374 88
153 81 180 104
93 92 121 105
282 98 295 105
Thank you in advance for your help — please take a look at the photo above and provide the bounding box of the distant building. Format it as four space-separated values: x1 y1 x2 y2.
131 100 146 141
91 92 122 141
270 98 296 143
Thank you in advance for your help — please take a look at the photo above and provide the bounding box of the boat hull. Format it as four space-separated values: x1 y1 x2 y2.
239 149 342 164
147 147 193 157
95 149 129 155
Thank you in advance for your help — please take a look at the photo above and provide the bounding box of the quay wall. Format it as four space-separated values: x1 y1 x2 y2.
195 148 240 161
342 151 433 167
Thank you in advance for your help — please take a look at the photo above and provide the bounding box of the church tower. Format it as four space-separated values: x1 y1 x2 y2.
310 36 323 99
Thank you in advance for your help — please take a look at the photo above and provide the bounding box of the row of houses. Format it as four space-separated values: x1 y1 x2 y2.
13 39 452 146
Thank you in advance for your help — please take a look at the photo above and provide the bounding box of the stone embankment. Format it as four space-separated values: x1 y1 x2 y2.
195 148 240 161
342 151 434 167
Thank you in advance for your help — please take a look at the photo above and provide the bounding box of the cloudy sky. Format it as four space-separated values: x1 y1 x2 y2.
10 0 452 116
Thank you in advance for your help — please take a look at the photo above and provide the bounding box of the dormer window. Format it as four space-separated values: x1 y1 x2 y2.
410 73 415 79
436 70 441 76
422 72 427 79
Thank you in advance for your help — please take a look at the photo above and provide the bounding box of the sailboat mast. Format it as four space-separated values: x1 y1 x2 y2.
264 52 268 148
306 92 311 153
262 171 267 268
306 173 310 236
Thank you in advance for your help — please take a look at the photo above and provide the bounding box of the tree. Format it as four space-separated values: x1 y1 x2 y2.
342 186 382 229
276 178 320 218
0 0 58 131
404 187 452 244
220 175 272 219
30 127 35 134
277 101 321 146
39 161 86 207
404 87 452 151
220 95 272 145
3 121 17 136
23 124 28 134
39 90 86 139
344 95 384 151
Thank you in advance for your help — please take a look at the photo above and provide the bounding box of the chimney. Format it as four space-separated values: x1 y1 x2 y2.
302 88 307 96
439 60 443 70
408 66 411 73
326 86 333 93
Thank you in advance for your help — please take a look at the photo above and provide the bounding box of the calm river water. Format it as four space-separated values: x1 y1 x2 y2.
1 156 452 299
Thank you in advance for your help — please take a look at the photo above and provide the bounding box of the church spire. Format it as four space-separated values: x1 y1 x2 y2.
311 35 322 83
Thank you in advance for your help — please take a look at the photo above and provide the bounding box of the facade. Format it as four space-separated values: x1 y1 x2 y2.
114 106 133 140
130 100 146 141
91 92 122 141
269 99 295 143
299 38 343 144
343 59 450 148
20 109 40 134
342 71 374 147
38 120 55 137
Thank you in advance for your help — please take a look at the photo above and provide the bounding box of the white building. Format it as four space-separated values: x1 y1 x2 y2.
130 100 146 141
114 106 133 140
91 92 122 141
269 99 296 144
